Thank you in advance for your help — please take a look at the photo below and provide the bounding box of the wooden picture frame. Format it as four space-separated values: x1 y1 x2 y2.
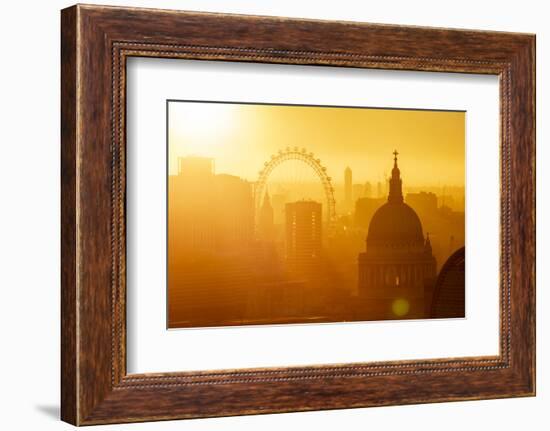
61 4 535 425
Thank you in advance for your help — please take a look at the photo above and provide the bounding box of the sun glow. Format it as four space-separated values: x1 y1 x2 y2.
169 102 238 161
170 101 465 184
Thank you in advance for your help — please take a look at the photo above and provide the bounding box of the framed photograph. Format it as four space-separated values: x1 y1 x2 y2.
165 101 464 329
61 4 535 425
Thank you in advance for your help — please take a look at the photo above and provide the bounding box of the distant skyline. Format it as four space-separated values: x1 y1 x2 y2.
168 101 465 187
167 101 466 328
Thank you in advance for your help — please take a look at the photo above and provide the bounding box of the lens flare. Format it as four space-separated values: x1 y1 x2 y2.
392 298 410 317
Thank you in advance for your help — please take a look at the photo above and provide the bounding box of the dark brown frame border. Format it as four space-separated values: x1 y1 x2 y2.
61 4 535 426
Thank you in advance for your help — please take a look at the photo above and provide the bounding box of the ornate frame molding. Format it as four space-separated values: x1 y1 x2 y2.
61 5 535 425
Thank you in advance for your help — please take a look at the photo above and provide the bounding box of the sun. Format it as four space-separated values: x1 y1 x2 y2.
169 102 237 158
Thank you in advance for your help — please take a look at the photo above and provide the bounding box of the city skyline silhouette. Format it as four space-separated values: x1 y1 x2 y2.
167 101 466 328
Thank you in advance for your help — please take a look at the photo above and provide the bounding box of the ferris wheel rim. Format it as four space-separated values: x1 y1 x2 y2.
254 147 337 228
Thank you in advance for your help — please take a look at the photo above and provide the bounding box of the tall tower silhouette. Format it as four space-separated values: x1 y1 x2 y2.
344 166 352 212
388 150 404 203
258 190 275 241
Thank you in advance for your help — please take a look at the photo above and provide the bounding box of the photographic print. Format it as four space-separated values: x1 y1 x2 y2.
167 101 465 329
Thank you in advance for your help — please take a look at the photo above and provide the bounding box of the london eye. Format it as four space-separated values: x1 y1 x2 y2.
254 147 337 234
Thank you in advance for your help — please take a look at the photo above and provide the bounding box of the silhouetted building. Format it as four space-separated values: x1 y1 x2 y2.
215 174 254 251
169 157 216 253
344 167 352 212
258 190 275 241
402 189 465 272
376 181 383 198
429 246 465 318
169 156 254 255
406 191 438 219
438 194 456 210
168 157 257 327
354 197 385 230
271 192 287 225
353 183 365 203
178 156 214 178
364 181 373 198
358 151 436 319
285 201 322 266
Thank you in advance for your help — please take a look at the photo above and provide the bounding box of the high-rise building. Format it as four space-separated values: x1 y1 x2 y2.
344 167 352 212
364 181 373 198
352 183 365 203
169 157 217 254
285 201 322 266
258 190 275 241
169 156 254 255
178 156 214 178
376 181 383 198
358 151 436 319
214 174 254 251
271 192 287 225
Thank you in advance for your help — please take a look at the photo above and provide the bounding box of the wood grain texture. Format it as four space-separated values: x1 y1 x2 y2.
60 5 78 425
60 4 536 425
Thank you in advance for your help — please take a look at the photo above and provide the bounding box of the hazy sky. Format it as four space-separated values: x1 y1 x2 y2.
168 101 465 187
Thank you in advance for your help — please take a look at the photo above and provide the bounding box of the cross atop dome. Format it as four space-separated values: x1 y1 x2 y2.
393 150 400 169
388 150 403 203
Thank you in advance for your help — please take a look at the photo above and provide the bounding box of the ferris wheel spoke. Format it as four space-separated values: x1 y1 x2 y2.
254 148 336 234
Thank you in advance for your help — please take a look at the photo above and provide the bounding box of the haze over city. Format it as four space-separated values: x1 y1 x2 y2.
169 101 465 187
167 101 466 328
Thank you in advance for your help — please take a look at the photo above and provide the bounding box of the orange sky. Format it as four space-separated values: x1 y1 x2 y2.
168 101 465 187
